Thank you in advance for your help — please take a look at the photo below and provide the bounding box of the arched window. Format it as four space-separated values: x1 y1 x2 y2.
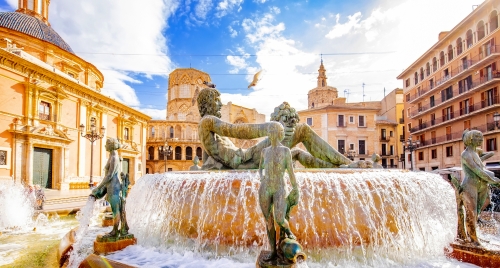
175 146 182 160
466 29 473 48
490 10 498 32
439 51 445 66
196 147 203 159
432 57 437 72
159 146 165 160
447 45 453 61
311 102 314 108
420 67 424 80
414 72 418 85
148 146 155 160
456 37 463 55
186 147 193 160
426 62 430 76
477 21 485 41
151 126 155 138
167 147 173 160
169 126 174 138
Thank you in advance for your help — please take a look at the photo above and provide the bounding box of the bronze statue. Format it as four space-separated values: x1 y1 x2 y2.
197 88 351 169
189 156 202 171
457 129 500 245
90 138 131 239
258 123 305 263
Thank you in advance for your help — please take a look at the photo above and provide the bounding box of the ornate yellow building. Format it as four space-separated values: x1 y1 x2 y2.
298 60 404 168
0 1 150 189
146 68 265 173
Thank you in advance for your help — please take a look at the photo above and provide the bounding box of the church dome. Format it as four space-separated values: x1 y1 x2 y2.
0 12 73 53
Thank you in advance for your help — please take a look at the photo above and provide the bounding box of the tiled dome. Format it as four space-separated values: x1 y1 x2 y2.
0 12 73 53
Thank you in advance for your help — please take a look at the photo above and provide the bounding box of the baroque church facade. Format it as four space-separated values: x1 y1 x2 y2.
146 68 265 173
0 0 150 189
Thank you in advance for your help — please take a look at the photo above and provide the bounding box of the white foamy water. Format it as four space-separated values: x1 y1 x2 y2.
67 196 101 268
0 182 34 231
126 170 460 267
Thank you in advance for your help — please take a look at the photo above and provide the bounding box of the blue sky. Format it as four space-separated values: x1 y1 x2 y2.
0 0 481 119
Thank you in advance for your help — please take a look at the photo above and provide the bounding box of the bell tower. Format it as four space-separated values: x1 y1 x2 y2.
17 0 50 24
317 55 327 88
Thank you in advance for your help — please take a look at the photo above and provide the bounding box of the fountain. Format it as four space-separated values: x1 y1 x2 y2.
63 88 499 267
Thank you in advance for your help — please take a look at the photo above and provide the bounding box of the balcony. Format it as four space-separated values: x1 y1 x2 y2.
407 44 500 104
380 136 390 142
419 122 500 148
410 95 499 134
409 73 500 119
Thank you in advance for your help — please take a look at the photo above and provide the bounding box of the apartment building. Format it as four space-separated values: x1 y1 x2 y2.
398 0 500 171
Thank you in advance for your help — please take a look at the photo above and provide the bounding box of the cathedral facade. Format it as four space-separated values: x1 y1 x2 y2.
0 1 150 189
146 68 265 173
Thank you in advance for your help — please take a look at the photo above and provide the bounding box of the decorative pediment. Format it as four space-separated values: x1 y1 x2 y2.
31 125 70 140
56 61 83 74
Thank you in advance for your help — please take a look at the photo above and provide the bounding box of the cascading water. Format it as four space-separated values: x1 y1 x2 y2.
0 182 34 231
126 170 459 266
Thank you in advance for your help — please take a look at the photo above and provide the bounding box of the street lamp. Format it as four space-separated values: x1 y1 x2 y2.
402 134 420 171
159 141 172 172
494 112 500 128
345 149 357 161
79 118 105 188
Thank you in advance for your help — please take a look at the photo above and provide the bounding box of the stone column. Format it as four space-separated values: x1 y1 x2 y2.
78 103 87 177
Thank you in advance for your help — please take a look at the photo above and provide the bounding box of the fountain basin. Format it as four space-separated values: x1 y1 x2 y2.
127 169 457 263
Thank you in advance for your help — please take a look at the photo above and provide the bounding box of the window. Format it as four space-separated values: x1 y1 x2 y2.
430 113 436 125
196 147 203 159
426 62 430 76
148 146 155 160
338 115 345 127
151 126 155 138
39 101 51 121
349 144 354 150
186 147 193 160
464 120 471 130
477 20 485 41
446 146 453 157
419 168 426 171
358 115 365 127
158 146 165 160
430 96 435 107
349 116 354 123
446 126 452 141
124 128 129 140
306 117 313 126
442 106 453 121
390 145 394 155
405 79 410 88
448 45 453 61
459 75 472 93
466 29 473 48
487 138 497 151
431 149 437 159
432 57 437 72
490 10 498 32
420 67 424 80
381 144 387 155
358 140 366 155
408 123 412 133
431 131 436 144
429 78 434 90
338 140 345 154
68 72 75 78
389 131 393 137
441 86 453 102
381 129 387 140
169 127 174 138
483 88 497 107
414 72 418 85
439 51 445 66
175 146 182 160
406 94 410 102
418 151 424 161
456 37 463 55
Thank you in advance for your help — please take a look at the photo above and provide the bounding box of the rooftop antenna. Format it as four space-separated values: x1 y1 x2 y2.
362 82 366 102
384 87 386 97
320 53 323 64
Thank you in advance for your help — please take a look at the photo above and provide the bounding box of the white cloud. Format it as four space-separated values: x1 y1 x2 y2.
228 25 238 37
138 108 167 120
195 0 213 20
325 12 362 39
216 0 244 17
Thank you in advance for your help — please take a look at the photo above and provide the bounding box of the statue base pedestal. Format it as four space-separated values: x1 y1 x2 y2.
79 254 135 268
446 241 500 267
256 251 302 268
94 234 136 255
102 213 114 227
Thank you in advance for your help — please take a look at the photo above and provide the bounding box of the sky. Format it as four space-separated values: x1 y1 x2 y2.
0 0 483 119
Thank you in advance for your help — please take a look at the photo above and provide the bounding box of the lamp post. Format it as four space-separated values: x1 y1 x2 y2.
402 134 420 171
79 118 105 188
159 141 172 172
346 149 357 161
494 112 500 129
